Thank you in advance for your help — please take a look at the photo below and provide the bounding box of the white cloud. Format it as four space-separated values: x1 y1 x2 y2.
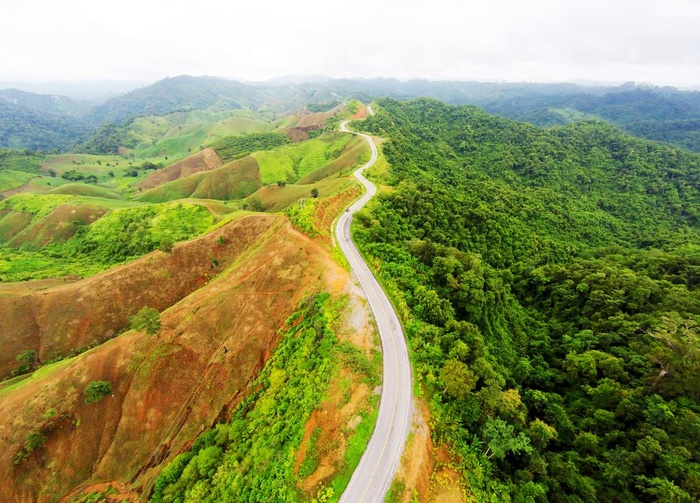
0 0 698 86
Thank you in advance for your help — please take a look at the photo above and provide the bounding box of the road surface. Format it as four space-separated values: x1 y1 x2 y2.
337 119 413 503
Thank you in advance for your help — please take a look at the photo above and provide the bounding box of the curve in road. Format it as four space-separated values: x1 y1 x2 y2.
337 119 413 503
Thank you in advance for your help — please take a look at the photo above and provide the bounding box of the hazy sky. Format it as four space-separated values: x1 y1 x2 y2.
1 0 698 87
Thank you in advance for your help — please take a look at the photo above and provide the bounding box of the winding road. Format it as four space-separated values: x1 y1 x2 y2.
337 118 413 502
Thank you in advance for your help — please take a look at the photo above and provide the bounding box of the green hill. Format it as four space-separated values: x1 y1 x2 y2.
137 157 261 203
355 98 700 502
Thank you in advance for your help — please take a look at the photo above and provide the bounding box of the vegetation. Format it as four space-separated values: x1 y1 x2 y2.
353 98 700 502
209 132 290 162
66 485 119 503
252 133 350 185
12 431 47 465
56 202 214 265
130 306 161 335
0 148 44 173
11 350 39 377
0 99 89 152
84 380 112 404
0 196 214 280
151 294 337 502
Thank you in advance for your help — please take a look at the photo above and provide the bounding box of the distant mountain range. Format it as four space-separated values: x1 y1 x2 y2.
3 75 700 153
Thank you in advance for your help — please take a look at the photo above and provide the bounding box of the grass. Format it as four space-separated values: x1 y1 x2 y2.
138 127 211 158
328 398 380 502
252 133 351 185
297 137 368 185
0 357 76 398
0 198 216 281
120 109 280 159
59 201 216 265
209 132 290 162
0 170 36 191
253 177 354 213
43 153 133 174
0 193 138 223
48 183 124 199
0 246 105 282
0 149 45 173
138 157 261 203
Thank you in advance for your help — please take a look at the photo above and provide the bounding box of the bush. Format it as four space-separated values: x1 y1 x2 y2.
130 306 161 334
84 380 112 403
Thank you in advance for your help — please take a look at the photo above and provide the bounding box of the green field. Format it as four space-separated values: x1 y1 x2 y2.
253 177 355 213
0 193 137 221
137 157 261 203
252 133 351 185
0 170 36 191
119 110 281 159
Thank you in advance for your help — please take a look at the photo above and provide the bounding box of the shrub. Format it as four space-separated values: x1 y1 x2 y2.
84 380 112 403
130 306 161 335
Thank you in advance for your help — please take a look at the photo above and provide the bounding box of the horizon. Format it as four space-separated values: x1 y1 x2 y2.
1 74 698 99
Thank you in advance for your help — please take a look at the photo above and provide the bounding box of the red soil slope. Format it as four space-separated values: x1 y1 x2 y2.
0 214 348 502
0 214 277 378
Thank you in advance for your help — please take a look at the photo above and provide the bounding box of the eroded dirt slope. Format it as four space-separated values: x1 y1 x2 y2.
0 214 348 502
0 214 279 378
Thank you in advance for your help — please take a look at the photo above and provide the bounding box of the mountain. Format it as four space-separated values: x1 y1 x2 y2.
0 80 147 102
89 75 280 125
6 74 700 155
0 90 91 151
0 102 379 502
354 98 700 501
306 79 700 151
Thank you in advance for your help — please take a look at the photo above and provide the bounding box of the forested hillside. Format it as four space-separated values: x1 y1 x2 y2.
0 100 90 151
5 76 700 154
88 75 274 125
355 99 700 502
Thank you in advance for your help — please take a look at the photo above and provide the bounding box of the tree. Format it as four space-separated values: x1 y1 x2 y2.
440 359 478 399
646 314 700 399
246 196 265 212
84 380 112 403
12 349 39 377
528 418 558 448
482 418 533 460
130 306 161 335
311 188 319 198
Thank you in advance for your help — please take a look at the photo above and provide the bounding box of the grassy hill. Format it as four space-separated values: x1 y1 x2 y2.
137 157 262 203
0 99 379 502
0 214 377 502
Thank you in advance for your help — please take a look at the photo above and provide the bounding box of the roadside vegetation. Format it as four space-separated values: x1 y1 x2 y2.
151 293 379 503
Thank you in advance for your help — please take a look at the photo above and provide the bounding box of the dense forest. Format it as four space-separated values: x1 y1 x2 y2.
354 98 700 502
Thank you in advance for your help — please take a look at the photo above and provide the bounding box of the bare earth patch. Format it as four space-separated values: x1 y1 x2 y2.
392 400 470 502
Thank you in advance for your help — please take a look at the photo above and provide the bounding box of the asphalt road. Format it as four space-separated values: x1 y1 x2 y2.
337 119 413 503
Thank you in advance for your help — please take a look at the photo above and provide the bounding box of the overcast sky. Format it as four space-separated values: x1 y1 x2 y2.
1 0 698 88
